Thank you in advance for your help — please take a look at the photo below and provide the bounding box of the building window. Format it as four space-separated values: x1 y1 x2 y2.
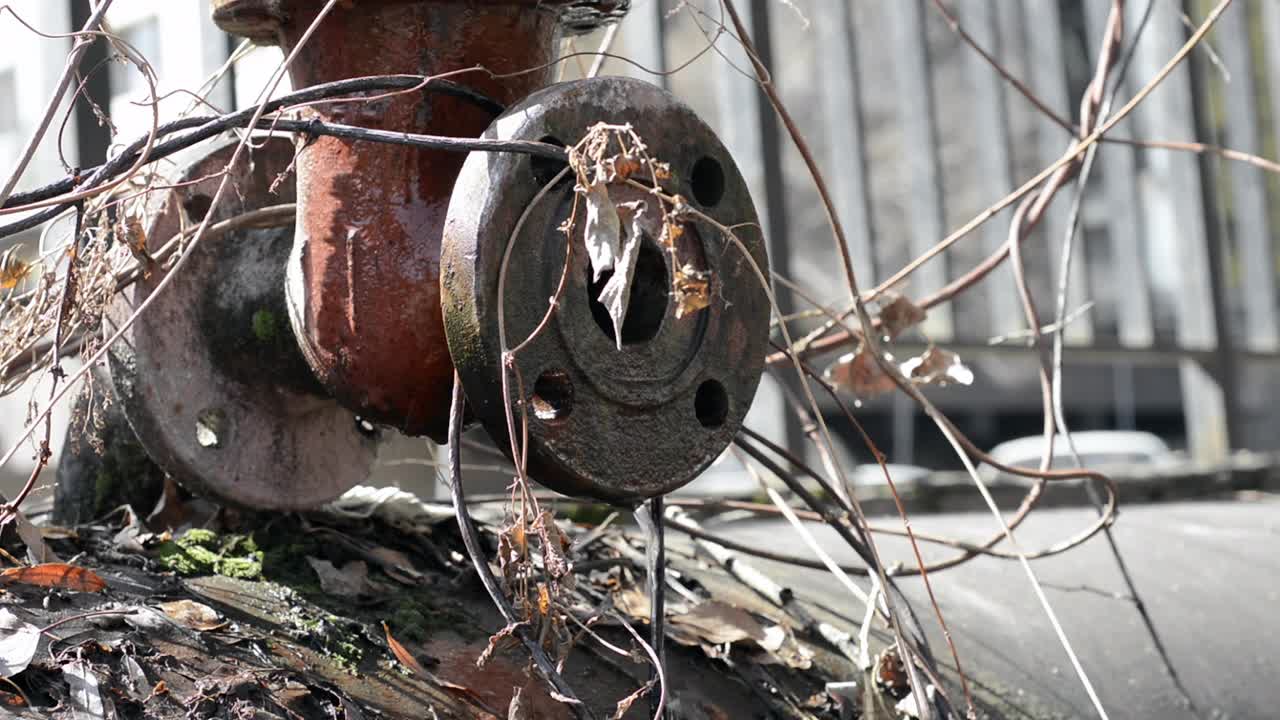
0 69 16 163
108 17 159 98
0 69 15 134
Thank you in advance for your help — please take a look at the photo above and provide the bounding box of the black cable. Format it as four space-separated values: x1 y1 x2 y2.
0 76 512 240
3 75 503 210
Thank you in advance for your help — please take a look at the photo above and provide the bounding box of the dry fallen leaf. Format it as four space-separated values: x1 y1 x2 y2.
121 654 148 701
383 622 502 716
363 544 423 585
876 293 927 340
596 200 649 350
536 583 552 616
673 262 711 318
665 602 812 669
0 563 106 593
612 586 651 621
875 645 912 700
156 599 226 632
583 180 622 284
0 609 39 678
306 557 372 599
825 349 898 400
382 621 429 676
62 660 109 720
669 601 762 646
900 346 974 388
9 507 59 564
0 247 30 290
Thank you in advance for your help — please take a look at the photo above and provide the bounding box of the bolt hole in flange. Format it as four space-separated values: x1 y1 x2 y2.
530 135 569 188
354 416 380 438
690 156 726 207
532 368 575 421
587 234 670 345
195 407 228 449
695 379 729 428
184 194 214 222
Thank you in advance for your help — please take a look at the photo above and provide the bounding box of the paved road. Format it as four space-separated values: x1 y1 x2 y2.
712 496 1280 719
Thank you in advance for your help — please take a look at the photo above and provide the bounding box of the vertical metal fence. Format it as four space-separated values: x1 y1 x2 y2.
606 0 1280 464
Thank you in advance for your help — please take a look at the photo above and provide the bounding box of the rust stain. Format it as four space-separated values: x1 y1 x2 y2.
222 1 563 440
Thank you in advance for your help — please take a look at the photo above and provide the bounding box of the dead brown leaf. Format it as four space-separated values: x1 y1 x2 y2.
596 200 649 350
825 349 898 400
478 622 523 668
666 602 813 669
382 621 430 676
876 294 927 340
0 563 106 593
669 602 762 646
156 600 226 632
0 609 39 678
612 586 651 621
306 557 372 598
362 545 423 585
0 247 30 290
673 262 711 318
583 180 623 285
900 346 974 388
383 622 503 717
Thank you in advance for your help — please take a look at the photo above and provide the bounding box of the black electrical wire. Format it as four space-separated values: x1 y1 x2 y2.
0 75 519 240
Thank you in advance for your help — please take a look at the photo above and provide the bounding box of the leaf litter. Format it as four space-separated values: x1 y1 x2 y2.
0 485 858 718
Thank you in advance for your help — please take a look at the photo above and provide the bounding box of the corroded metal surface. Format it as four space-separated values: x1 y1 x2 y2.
441 77 771 504
212 0 629 441
104 136 377 510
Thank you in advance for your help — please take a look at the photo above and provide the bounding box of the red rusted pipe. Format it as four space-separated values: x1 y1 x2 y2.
212 1 565 440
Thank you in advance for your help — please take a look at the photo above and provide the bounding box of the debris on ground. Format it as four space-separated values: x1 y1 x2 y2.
0 487 884 719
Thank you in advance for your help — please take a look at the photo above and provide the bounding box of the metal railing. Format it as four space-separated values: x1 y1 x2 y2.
605 0 1280 463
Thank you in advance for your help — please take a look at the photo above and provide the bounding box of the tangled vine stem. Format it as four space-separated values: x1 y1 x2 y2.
1 3 1269 716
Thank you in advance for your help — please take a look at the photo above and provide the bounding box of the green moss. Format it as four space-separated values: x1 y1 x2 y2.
154 529 263 579
155 540 217 575
217 555 263 579
278 605 366 672
179 528 218 548
325 637 364 671
251 309 277 343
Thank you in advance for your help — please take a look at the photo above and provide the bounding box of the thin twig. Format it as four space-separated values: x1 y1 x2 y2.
0 0 116 205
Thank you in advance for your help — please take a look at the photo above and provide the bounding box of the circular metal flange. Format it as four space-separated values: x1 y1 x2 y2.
105 136 378 510
441 76 770 504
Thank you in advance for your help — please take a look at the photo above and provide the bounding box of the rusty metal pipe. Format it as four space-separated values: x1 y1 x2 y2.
212 1 620 440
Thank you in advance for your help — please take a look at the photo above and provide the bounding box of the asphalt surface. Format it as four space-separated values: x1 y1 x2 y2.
711 495 1280 719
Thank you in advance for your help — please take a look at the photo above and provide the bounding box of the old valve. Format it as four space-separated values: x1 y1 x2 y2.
105 1 767 509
